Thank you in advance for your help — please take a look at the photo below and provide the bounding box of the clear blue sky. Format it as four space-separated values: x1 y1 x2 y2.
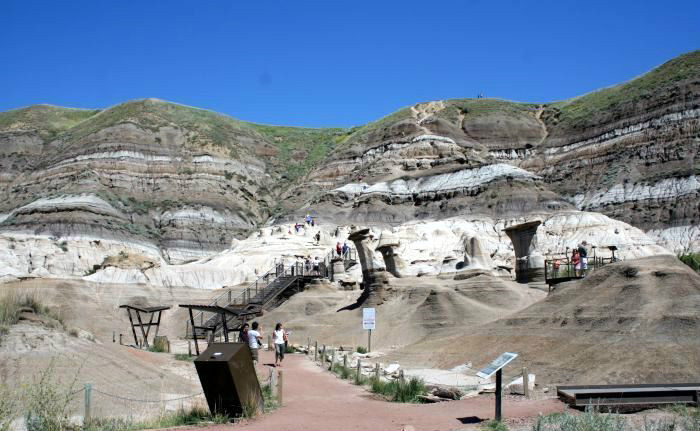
1 0 698 127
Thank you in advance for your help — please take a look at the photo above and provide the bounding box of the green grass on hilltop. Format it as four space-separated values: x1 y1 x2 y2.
440 98 540 123
249 123 352 179
549 50 700 130
0 105 100 141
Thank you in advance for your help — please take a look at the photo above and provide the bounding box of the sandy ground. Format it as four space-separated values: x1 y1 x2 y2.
171 349 566 431
0 279 228 420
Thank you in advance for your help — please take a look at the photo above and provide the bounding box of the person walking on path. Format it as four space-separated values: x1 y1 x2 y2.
248 321 263 366
342 242 349 258
336 242 342 257
305 214 312 225
315 231 321 245
273 322 288 367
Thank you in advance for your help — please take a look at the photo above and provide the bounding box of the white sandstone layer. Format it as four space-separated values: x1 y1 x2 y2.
572 176 700 208
333 164 539 198
0 210 671 289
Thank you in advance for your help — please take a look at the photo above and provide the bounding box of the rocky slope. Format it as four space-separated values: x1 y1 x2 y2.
290 50 700 251
0 51 697 273
0 100 350 262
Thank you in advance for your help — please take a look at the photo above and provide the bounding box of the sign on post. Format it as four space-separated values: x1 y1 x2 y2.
362 308 376 330
476 352 518 422
476 352 518 379
362 308 375 352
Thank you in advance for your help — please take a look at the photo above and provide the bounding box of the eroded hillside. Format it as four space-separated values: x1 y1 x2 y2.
1 50 698 262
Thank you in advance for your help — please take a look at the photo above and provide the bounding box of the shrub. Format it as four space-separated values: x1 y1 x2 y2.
368 376 426 403
483 420 509 431
0 290 64 336
23 362 79 431
356 346 368 354
174 353 195 362
261 384 277 412
532 407 627 431
679 253 700 273
0 384 17 431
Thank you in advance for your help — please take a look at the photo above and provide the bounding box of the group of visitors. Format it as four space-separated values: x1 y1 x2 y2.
296 255 321 275
335 241 350 258
238 321 289 367
571 241 589 276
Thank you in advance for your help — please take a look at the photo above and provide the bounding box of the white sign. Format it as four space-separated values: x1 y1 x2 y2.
362 308 375 330
476 352 518 379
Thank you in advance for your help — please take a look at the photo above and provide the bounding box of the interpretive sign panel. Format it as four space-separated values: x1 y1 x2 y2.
362 308 375 330
476 352 518 379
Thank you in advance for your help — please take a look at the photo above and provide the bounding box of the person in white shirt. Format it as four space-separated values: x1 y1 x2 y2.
247 321 262 365
273 322 288 367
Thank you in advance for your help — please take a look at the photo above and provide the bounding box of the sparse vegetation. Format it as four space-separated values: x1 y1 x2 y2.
0 384 17 431
368 376 427 403
261 383 278 412
679 253 700 273
23 361 80 431
174 353 195 362
0 290 64 336
356 346 368 354
84 405 228 430
532 408 627 431
483 420 509 431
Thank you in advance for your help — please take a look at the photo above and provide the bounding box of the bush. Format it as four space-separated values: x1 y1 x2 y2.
284 344 297 354
679 253 700 273
368 376 426 403
532 407 627 431
23 362 79 431
174 353 195 362
0 384 17 431
483 420 509 431
356 346 368 354
0 290 64 336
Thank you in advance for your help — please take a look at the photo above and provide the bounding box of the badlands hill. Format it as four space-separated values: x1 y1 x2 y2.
0 50 698 271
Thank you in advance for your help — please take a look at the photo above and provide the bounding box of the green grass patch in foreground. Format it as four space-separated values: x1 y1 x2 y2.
368 376 427 403
84 405 228 431
482 420 509 431
679 253 700 273
174 353 195 361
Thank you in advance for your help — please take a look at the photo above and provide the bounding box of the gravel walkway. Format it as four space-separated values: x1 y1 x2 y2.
174 350 565 431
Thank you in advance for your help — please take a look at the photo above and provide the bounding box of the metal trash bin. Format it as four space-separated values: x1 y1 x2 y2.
194 342 263 418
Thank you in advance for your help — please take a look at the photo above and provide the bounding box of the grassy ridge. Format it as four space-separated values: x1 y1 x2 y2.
0 105 100 141
549 50 700 130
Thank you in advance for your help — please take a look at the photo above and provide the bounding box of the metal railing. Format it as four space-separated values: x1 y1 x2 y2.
544 255 617 282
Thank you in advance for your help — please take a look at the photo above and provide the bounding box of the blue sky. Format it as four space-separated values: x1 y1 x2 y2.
1 0 698 127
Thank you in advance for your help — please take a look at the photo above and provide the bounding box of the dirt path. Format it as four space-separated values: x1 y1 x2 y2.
178 350 565 431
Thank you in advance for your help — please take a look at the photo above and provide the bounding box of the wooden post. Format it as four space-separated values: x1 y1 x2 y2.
84 383 92 425
399 369 404 383
329 349 335 371
188 340 192 356
321 345 326 366
343 354 348 369
522 367 530 399
277 370 283 406
374 363 380 380
356 359 361 383
495 369 503 421
314 341 318 362
368 328 371 353
268 368 276 398
268 335 273 351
